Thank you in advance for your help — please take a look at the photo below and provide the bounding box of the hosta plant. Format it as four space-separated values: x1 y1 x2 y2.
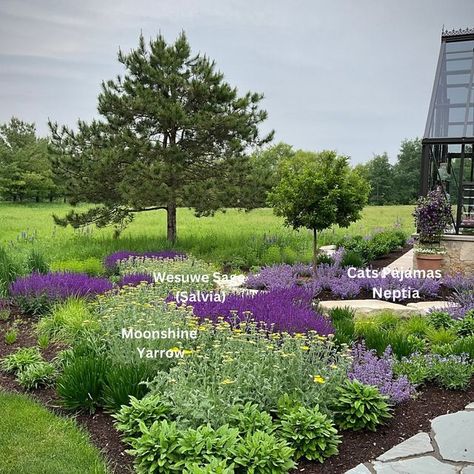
277 405 340 462
332 380 392 431
114 394 173 442
0 347 43 374
232 430 296 474
16 361 57 390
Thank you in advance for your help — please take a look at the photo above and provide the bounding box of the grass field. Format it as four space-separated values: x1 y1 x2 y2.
0 391 108 474
0 203 415 268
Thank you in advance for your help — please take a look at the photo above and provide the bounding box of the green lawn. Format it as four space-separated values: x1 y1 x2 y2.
0 203 415 267
0 391 108 474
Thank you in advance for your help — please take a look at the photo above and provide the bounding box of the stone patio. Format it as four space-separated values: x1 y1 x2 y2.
345 403 474 473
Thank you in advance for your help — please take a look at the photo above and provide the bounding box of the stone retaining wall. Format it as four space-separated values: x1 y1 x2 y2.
440 235 474 274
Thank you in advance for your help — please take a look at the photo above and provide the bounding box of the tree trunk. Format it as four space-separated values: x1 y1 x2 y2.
313 228 319 273
167 201 177 243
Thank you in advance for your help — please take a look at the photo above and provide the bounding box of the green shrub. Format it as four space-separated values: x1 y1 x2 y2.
185 458 235 474
114 394 173 442
332 380 392 431
431 355 473 390
4 327 18 345
341 250 364 268
393 353 431 385
228 403 274 435
232 430 296 474
57 354 107 412
102 362 155 412
328 307 355 323
277 405 340 462
0 309 10 321
17 361 57 390
0 347 43 374
178 424 239 468
50 258 104 276
428 311 453 330
128 419 183 474
427 327 457 346
316 253 333 266
394 353 473 389
401 315 429 338
0 246 19 297
451 336 474 359
37 298 97 342
358 326 417 358
26 249 49 274
455 313 474 337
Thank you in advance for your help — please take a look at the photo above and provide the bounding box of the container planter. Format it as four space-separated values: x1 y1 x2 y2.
415 252 444 271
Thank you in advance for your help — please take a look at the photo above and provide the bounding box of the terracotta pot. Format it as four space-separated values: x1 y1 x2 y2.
415 254 444 271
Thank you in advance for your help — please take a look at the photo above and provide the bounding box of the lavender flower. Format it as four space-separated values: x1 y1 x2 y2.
117 273 154 287
176 287 334 335
104 250 186 272
349 343 415 403
10 272 113 301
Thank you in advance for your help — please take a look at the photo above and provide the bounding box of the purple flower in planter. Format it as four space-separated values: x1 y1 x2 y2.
10 272 113 301
118 273 154 287
348 343 415 403
104 250 186 271
178 287 334 335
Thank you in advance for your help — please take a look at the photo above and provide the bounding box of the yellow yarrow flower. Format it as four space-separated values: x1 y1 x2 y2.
221 378 235 385
313 375 326 384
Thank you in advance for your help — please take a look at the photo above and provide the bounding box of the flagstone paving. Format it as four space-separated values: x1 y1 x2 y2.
345 403 474 473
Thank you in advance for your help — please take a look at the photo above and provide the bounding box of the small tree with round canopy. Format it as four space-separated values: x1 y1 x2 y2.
267 150 370 270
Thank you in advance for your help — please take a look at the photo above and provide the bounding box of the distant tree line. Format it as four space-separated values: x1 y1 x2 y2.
0 118 62 202
0 114 421 208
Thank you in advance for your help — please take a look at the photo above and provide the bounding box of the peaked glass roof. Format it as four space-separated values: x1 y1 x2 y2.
424 30 474 139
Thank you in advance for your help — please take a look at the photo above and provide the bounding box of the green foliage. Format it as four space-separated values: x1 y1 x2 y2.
114 394 173 441
4 327 18 345
127 419 182 473
0 118 59 202
177 424 239 469
268 150 370 266
394 353 474 389
455 313 474 337
50 257 103 275
451 336 474 359
277 405 340 462
392 138 422 205
228 403 274 435
232 431 296 474
0 246 19 297
49 32 271 242
0 347 43 374
336 229 407 263
428 311 453 330
426 327 457 346
102 361 155 412
328 307 355 346
37 298 98 342
333 380 392 431
25 248 49 274
354 153 394 205
341 250 365 268
16 361 57 390
57 354 107 413
185 458 235 474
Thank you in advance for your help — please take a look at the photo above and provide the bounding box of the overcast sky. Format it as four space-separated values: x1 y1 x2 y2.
0 0 473 163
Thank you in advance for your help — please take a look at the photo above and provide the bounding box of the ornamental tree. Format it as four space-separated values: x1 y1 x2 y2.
49 32 272 242
267 150 370 270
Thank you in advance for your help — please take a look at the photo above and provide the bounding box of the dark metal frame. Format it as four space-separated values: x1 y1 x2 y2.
420 28 474 234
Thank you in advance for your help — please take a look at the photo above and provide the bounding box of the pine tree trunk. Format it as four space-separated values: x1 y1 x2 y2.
167 201 177 243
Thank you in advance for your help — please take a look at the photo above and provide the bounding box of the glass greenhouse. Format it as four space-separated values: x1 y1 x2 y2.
421 27 474 233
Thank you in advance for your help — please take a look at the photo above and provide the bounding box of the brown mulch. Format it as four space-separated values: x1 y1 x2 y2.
369 244 413 270
293 380 474 474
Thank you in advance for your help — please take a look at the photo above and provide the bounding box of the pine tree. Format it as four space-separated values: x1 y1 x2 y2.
49 32 272 242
